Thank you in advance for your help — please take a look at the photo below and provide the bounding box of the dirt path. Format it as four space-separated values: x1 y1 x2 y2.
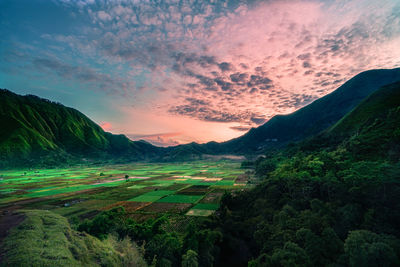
0 211 26 263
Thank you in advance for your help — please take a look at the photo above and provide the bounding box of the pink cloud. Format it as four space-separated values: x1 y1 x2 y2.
157 0 400 130
97 11 111 21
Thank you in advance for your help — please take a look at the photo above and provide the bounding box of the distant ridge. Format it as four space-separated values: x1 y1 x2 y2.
214 68 400 154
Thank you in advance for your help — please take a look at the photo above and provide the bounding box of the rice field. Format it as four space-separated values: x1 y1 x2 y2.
0 160 252 218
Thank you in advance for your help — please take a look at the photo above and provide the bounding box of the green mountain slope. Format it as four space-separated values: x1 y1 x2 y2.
0 89 159 166
217 68 400 153
326 81 400 159
329 81 400 135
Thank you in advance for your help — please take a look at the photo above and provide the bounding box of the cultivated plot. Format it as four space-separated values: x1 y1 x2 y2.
0 160 251 218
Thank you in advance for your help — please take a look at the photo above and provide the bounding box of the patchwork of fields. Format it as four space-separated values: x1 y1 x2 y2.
0 160 251 220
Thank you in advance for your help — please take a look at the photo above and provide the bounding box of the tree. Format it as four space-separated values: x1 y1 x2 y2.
321 227 343 261
182 250 198 267
344 230 399 267
125 174 129 181
146 233 182 266
256 158 277 176
269 242 311 266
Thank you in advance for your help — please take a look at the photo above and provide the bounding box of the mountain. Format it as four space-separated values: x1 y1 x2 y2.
215 68 400 154
2 68 400 166
0 89 160 167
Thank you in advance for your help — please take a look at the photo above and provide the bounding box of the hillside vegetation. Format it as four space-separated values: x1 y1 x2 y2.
0 210 146 267
213 81 400 266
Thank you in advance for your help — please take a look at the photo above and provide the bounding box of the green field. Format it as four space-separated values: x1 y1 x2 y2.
128 190 175 202
186 203 221 216
157 194 203 204
0 160 251 218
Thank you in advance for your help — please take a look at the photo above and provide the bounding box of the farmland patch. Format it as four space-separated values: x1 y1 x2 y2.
0 160 252 218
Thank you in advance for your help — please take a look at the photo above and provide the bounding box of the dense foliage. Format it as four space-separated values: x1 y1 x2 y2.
215 82 400 266
78 208 222 266
218 151 400 266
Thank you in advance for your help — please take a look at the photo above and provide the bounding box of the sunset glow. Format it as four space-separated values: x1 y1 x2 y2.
2 0 400 146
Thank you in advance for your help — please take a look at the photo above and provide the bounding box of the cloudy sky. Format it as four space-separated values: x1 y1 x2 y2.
1 0 400 146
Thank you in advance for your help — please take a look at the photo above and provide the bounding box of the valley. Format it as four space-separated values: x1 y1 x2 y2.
0 160 252 220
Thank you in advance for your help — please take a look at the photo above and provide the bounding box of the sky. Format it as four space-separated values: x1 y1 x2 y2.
1 0 400 146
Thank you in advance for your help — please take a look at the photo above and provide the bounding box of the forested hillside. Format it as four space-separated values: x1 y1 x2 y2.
215 81 400 266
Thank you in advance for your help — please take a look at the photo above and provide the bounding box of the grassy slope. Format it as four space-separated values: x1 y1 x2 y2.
329 81 400 135
0 210 146 267
0 89 159 165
